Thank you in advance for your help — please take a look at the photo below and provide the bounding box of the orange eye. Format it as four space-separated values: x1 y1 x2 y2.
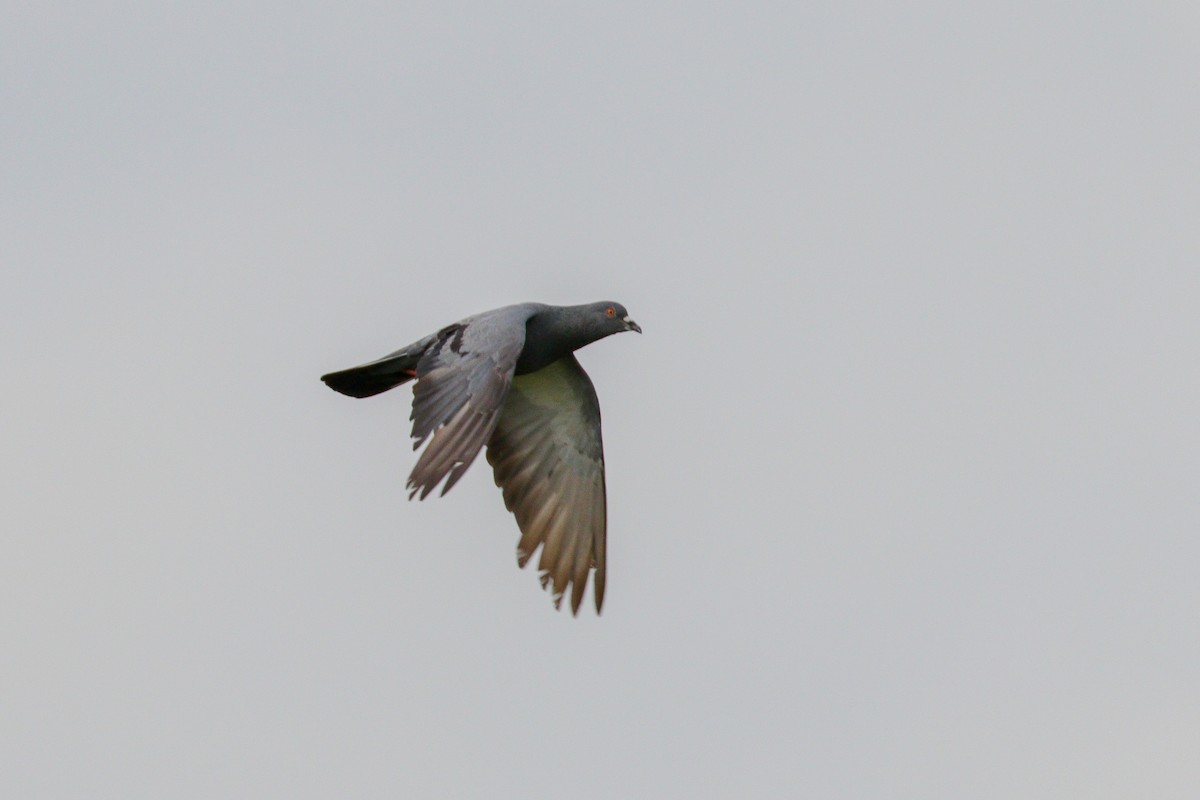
606 307 616 317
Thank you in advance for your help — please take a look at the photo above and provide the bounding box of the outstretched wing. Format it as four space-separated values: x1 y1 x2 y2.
406 312 527 500
486 355 607 614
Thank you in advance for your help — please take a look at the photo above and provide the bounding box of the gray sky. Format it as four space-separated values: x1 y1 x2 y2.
3 3 1198 797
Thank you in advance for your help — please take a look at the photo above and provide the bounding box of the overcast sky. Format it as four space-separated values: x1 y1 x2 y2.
3 3 1198 798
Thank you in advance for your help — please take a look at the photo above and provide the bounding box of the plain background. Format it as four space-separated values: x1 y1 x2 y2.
3 3 1198 797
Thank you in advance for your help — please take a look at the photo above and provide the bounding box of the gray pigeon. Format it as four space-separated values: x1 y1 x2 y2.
321 301 641 614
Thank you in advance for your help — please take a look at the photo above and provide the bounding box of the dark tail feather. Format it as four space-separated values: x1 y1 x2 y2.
321 351 421 398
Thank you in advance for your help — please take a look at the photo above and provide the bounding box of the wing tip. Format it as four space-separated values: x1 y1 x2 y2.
593 571 606 615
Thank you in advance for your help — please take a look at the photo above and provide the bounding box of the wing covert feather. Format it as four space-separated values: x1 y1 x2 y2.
406 312 527 500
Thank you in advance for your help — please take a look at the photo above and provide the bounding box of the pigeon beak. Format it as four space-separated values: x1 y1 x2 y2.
622 316 642 334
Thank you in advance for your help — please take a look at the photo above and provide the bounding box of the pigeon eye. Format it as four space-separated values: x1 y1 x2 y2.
605 307 615 317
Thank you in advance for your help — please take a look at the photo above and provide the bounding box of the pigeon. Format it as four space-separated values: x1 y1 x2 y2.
321 301 641 614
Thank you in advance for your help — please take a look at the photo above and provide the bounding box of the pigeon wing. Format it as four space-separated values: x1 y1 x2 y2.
486 355 607 614
406 312 527 500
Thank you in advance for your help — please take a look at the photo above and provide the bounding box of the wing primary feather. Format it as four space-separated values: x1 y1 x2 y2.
484 355 609 614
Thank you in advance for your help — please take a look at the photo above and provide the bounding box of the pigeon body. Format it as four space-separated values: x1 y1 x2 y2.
321 301 640 614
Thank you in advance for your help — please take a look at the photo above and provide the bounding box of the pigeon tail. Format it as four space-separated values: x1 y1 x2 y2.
321 353 421 398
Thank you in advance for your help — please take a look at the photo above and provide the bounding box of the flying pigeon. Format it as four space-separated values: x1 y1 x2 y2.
321 301 641 614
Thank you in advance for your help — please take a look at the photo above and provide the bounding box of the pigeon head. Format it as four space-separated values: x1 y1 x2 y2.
512 301 641 376
589 301 642 336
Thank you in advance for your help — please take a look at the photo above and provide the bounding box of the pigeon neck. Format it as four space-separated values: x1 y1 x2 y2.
516 305 608 375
